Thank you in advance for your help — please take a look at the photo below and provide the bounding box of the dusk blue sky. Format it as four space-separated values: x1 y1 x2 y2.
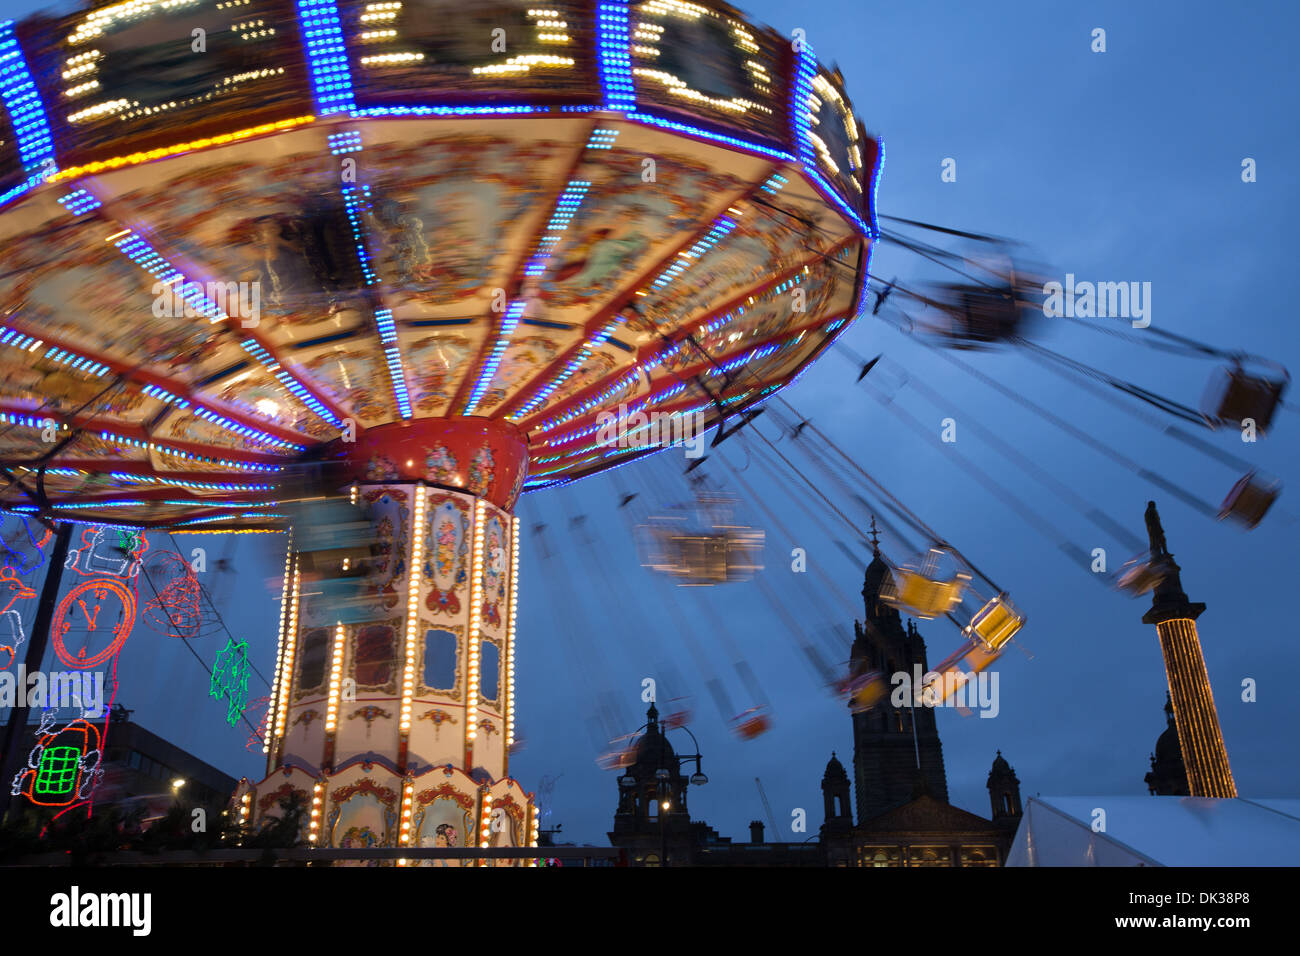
1 0 1296 849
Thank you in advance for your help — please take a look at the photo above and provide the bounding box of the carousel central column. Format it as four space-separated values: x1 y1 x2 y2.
238 418 538 861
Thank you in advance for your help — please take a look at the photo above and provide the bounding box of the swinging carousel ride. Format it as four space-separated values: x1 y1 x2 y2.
0 0 879 854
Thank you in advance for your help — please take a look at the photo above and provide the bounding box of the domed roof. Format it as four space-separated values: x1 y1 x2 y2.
823 751 849 782
632 704 677 769
987 750 1018 783
1155 724 1182 764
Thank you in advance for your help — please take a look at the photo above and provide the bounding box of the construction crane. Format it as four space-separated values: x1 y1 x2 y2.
754 777 780 840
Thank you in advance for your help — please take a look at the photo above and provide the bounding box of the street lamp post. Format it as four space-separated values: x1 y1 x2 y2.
620 721 708 868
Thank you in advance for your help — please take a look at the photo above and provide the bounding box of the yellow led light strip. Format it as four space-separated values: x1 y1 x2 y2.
325 621 346 733
505 516 519 752
479 792 493 857
272 561 301 746
265 539 294 756
397 778 414 865
309 780 325 843
467 500 486 745
49 115 314 182
401 487 427 734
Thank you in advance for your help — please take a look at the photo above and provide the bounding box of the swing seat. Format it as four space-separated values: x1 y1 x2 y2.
935 283 1028 348
962 593 1024 652
882 559 972 620
1202 366 1287 433
732 708 771 740
846 671 889 713
673 534 730 584
1218 472 1280 529
1115 556 1165 596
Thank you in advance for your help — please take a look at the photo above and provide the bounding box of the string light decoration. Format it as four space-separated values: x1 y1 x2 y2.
397 776 415 864
266 539 295 756
141 551 204 639
478 790 494 861
272 560 302 754
210 638 251 727
400 487 427 740
309 779 325 843
325 621 347 735
504 516 519 754
466 500 486 750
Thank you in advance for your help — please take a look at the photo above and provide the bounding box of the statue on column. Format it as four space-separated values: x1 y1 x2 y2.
1144 500 1168 557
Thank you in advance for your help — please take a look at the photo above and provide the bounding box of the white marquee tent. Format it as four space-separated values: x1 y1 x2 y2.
1007 796 1300 866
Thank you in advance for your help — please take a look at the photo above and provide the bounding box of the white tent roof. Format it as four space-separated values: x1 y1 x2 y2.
1007 796 1300 866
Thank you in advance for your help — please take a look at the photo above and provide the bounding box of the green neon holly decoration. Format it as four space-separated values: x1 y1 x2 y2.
116 528 142 556
210 638 250 728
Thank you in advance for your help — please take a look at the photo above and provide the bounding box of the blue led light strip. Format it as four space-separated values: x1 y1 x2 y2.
239 339 342 428
374 308 412 419
351 105 550 118
106 230 338 429
525 179 591 277
296 0 355 115
112 233 229 323
650 216 737 290
597 2 635 112
464 300 526 415
509 315 623 420
142 384 305 452
57 189 101 215
327 132 409 418
98 430 282 473
627 111 794 163
790 42 872 238
0 327 112 377
586 128 619 150
328 131 375 286
0 20 56 178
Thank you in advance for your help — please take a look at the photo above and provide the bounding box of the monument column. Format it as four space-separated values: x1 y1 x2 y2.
1140 501 1236 798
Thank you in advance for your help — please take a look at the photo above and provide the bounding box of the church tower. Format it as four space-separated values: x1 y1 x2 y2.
986 750 1023 827
820 752 853 839
1140 501 1237 798
849 528 949 822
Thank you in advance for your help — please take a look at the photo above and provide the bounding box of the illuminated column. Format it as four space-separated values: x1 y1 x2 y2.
399 487 428 771
1140 502 1237 798
323 621 347 770
466 499 486 769
269 556 300 773
265 537 295 764
251 418 533 849
504 515 520 772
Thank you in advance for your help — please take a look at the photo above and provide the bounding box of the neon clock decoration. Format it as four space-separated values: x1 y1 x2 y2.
51 577 137 669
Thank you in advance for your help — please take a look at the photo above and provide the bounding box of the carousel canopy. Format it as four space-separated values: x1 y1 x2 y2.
0 0 879 530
